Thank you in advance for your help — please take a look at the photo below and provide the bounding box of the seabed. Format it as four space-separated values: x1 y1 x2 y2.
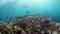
0 14 60 34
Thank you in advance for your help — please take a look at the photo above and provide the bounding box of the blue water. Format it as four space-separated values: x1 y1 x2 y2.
0 0 60 22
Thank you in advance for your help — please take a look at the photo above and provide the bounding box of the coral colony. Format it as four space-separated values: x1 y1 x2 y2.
0 14 60 34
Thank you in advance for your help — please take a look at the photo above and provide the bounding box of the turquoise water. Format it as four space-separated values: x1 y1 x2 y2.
0 0 60 22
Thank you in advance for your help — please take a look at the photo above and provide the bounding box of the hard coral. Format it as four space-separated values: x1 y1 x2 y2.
0 14 60 34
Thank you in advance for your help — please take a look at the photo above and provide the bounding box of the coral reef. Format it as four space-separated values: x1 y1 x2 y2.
0 14 60 34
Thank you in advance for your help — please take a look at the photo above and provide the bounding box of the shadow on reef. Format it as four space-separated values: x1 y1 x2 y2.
0 14 60 34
